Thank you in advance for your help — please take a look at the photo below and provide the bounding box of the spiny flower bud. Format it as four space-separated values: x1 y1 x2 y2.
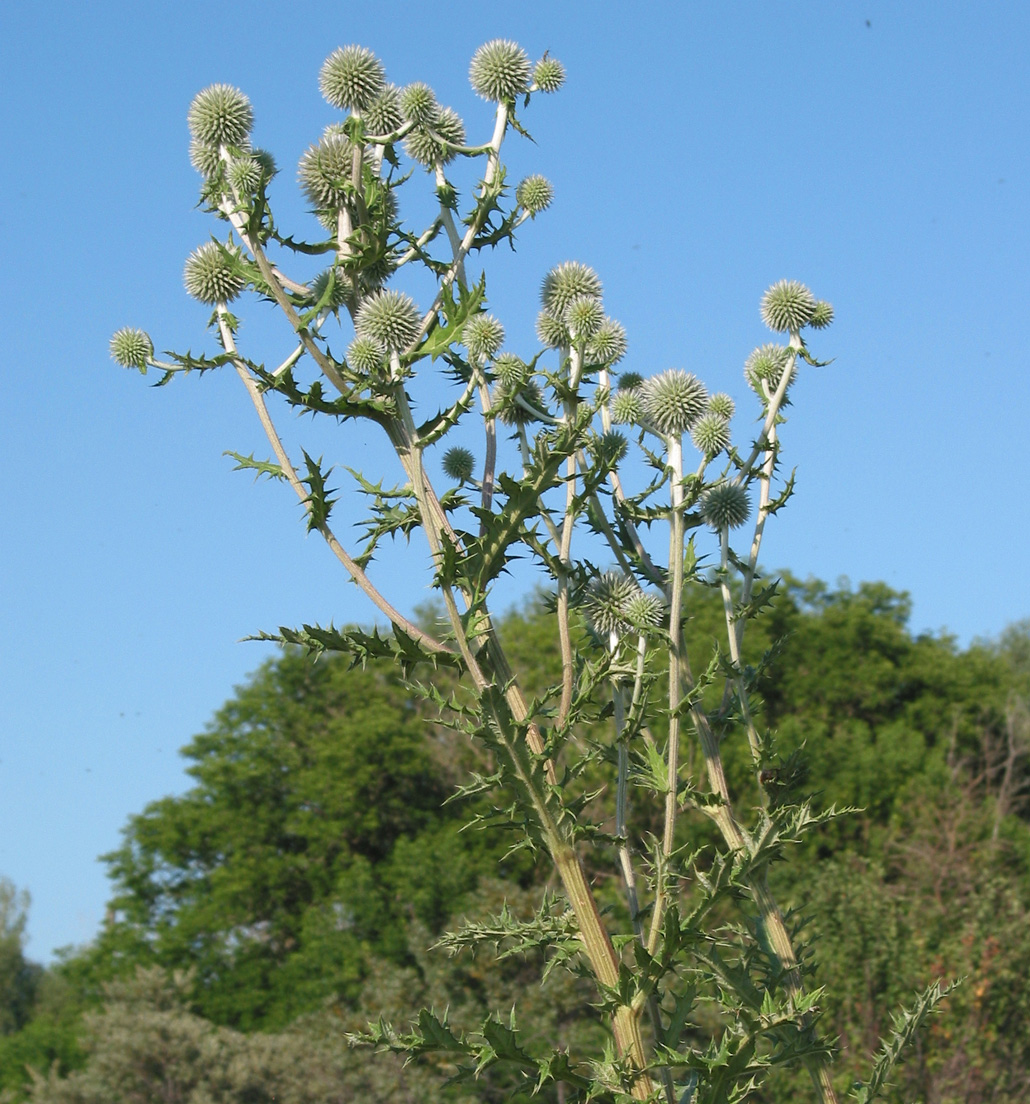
585 572 639 636
469 39 530 102
496 379 547 425
611 389 643 426
744 343 794 392
809 299 834 329
760 279 816 333
188 84 253 147
565 295 604 340
227 155 263 195
319 46 386 111
355 289 421 351
707 392 735 419
591 430 629 469
536 309 570 349
404 107 465 167
640 369 707 437
442 446 475 483
492 352 528 388
690 413 731 458
347 335 386 374
533 56 565 93
310 268 351 311
541 261 602 315
110 327 153 370
399 82 439 126
516 174 553 215
701 483 751 530
189 138 224 178
464 314 505 360
364 84 403 136
183 242 245 304
623 591 665 632
587 319 628 366
618 372 643 390
298 128 360 210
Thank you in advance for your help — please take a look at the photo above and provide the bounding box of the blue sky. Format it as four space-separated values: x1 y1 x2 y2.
1 1 1027 961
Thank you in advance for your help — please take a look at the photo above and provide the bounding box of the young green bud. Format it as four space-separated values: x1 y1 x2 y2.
585 572 639 636
690 413 731 458
618 372 644 391
187 85 253 147
744 343 794 393
319 46 386 111
640 369 707 437
399 82 439 127
364 84 403 136
183 242 246 304
536 309 570 349
404 107 465 167
623 591 665 632
532 56 565 93
492 352 528 388
347 336 387 374
591 430 629 470
701 483 751 530
227 155 263 195
610 389 643 426
110 327 154 370
760 279 816 333
541 261 602 315
707 392 735 419
310 268 351 312
355 289 421 351
587 319 628 366
189 138 224 178
469 39 530 102
298 128 360 210
809 299 835 329
564 295 604 340
516 174 554 215
442 446 476 483
496 379 547 425
464 314 505 360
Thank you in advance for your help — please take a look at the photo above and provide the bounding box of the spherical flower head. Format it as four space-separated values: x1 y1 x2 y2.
469 39 530 102
464 314 505 360
492 351 528 388
399 82 439 127
707 392 735 419
690 413 731 458
310 267 351 311
188 84 253 147
536 308 570 349
183 242 246 304
110 327 153 370
640 369 707 437
298 128 360 210
497 379 547 425
227 154 263 195
189 138 224 178
541 261 602 315
744 343 794 393
355 289 421 351
809 299 834 329
564 295 604 340
404 107 465 167
364 85 402 136
533 56 565 93
618 372 644 391
586 319 628 366
319 46 386 111
347 335 386 374
623 591 665 632
760 279 816 333
610 388 643 426
442 446 476 483
591 430 629 470
585 572 640 637
701 483 751 530
516 174 553 216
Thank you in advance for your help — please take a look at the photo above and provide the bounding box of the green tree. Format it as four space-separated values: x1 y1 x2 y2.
0 881 38 1038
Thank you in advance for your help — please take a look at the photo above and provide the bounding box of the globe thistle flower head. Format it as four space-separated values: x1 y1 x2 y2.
707 392 735 419
355 290 421 352
623 591 665 632
347 335 387 375
442 446 476 483
227 155 263 196
310 267 351 312
404 107 465 167
110 327 153 370
690 413 731 458
497 379 547 425
188 85 253 147
744 343 794 393
189 138 224 178
364 84 403 136
610 388 643 426
564 295 604 340
585 572 640 637
640 369 707 437
760 279 816 333
464 314 505 360
516 174 553 216
399 82 439 127
618 372 644 391
587 319 628 366
469 39 530 102
541 261 602 315
492 352 529 388
701 483 751 530
319 46 386 111
809 299 834 329
591 430 629 469
298 128 363 211
183 242 246 304
536 308 570 349
533 56 565 93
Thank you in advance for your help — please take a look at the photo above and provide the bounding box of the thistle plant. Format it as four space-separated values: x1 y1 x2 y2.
111 40 952 1104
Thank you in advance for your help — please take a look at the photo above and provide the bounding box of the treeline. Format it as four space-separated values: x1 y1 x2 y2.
1 578 1028 1103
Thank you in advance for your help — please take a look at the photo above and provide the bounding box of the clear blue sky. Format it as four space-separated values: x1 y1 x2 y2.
1 1 1027 961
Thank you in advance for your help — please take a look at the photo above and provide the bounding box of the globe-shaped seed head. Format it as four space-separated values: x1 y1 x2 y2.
536 309 570 349
188 85 253 147
565 295 604 340
110 327 153 370
701 484 751 530
760 279 817 333
355 290 421 351
347 336 387 374
541 261 602 315
183 242 246 304
469 39 531 101
319 46 386 111
809 299 834 329
497 379 547 425
364 84 403 136
744 343 794 393
442 446 476 483
464 314 505 360
516 174 553 216
610 389 643 426
586 319 628 366
640 369 708 437
492 351 528 388
533 56 565 93
707 392 735 419
399 82 439 126
690 414 731 458
585 572 640 637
